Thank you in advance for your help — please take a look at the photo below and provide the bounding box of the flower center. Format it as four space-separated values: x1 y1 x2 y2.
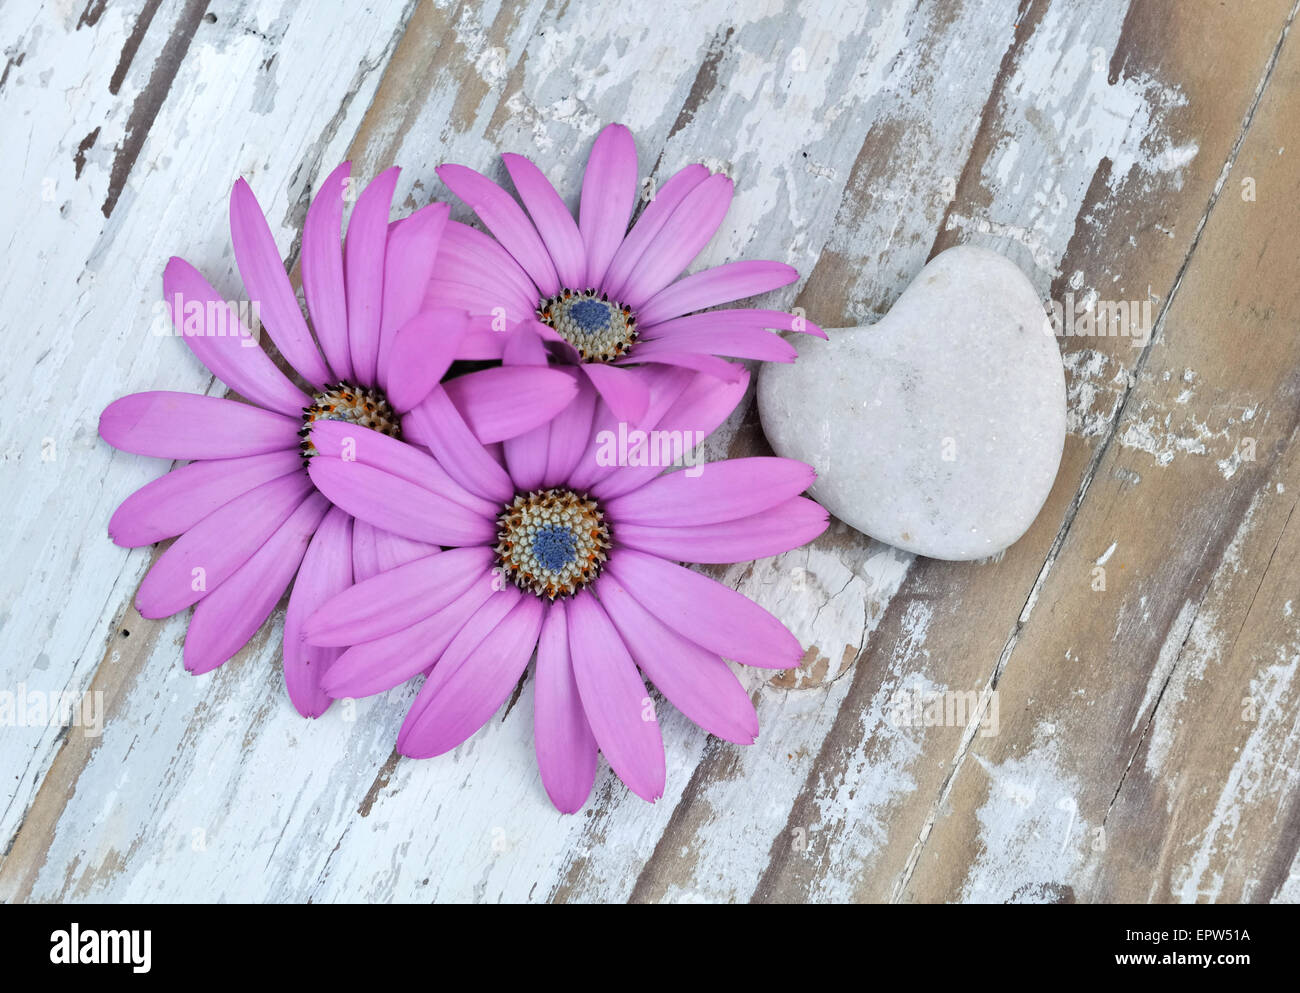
299 381 400 460
537 289 638 362
495 488 611 599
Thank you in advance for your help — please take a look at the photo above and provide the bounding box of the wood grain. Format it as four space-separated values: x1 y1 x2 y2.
1 0 1297 903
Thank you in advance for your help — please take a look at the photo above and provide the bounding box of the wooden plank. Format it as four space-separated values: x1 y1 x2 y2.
901 16 1300 901
0 0 419 896
3 0 1297 903
282 0 936 905
619 0 1047 904
638 0 1300 903
5 0 889 902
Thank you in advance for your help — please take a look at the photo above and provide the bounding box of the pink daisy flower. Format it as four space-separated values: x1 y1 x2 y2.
301 365 828 811
99 163 576 714
429 122 827 422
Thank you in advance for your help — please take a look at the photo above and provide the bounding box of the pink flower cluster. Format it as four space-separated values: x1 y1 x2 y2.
100 124 828 811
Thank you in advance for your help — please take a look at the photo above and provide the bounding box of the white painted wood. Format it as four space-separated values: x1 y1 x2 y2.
2 0 1295 904
0 0 415 859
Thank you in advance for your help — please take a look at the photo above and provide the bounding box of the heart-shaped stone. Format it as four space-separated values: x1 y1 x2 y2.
758 245 1065 561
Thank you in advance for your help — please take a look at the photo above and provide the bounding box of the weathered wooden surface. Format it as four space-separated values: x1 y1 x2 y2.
1 0 1297 903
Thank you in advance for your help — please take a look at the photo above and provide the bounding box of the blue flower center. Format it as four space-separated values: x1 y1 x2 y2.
568 297 613 333
536 289 639 363
531 524 578 572
495 488 611 599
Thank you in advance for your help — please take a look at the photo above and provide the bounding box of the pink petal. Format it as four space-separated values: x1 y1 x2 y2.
305 545 495 647
424 277 532 325
443 365 580 444
283 506 352 717
532 600 598 813
383 307 469 413
542 374 599 487
183 492 329 675
348 521 438 583
619 173 734 308
310 419 498 519
136 472 313 619
646 307 825 339
322 576 495 699
617 350 748 382
398 595 544 759
502 316 552 365
307 456 498 547
597 576 758 743
403 386 516 503
580 362 650 423
579 123 639 291
615 496 828 563
500 327 554 490
439 220 538 294
437 163 558 296
527 316 572 349
601 164 711 301
373 528 440 572
345 167 400 385
100 392 300 460
503 421 549 491
634 327 796 363
455 326 508 360
452 317 559 362
396 586 522 750
636 260 799 327
604 457 816 526
565 366 695 492
108 449 301 547
566 592 665 802
605 549 802 669
590 368 750 500
229 179 333 388
346 522 435 585
633 364 700 427
378 203 450 383
301 161 353 382
164 257 309 416
502 152 586 290
351 518 380 583
429 221 538 317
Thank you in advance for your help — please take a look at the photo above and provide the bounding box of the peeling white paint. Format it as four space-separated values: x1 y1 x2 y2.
963 728 1099 903
1174 649 1300 903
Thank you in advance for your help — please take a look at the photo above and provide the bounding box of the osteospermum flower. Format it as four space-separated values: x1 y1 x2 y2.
300 366 828 810
99 163 576 714
428 122 827 422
